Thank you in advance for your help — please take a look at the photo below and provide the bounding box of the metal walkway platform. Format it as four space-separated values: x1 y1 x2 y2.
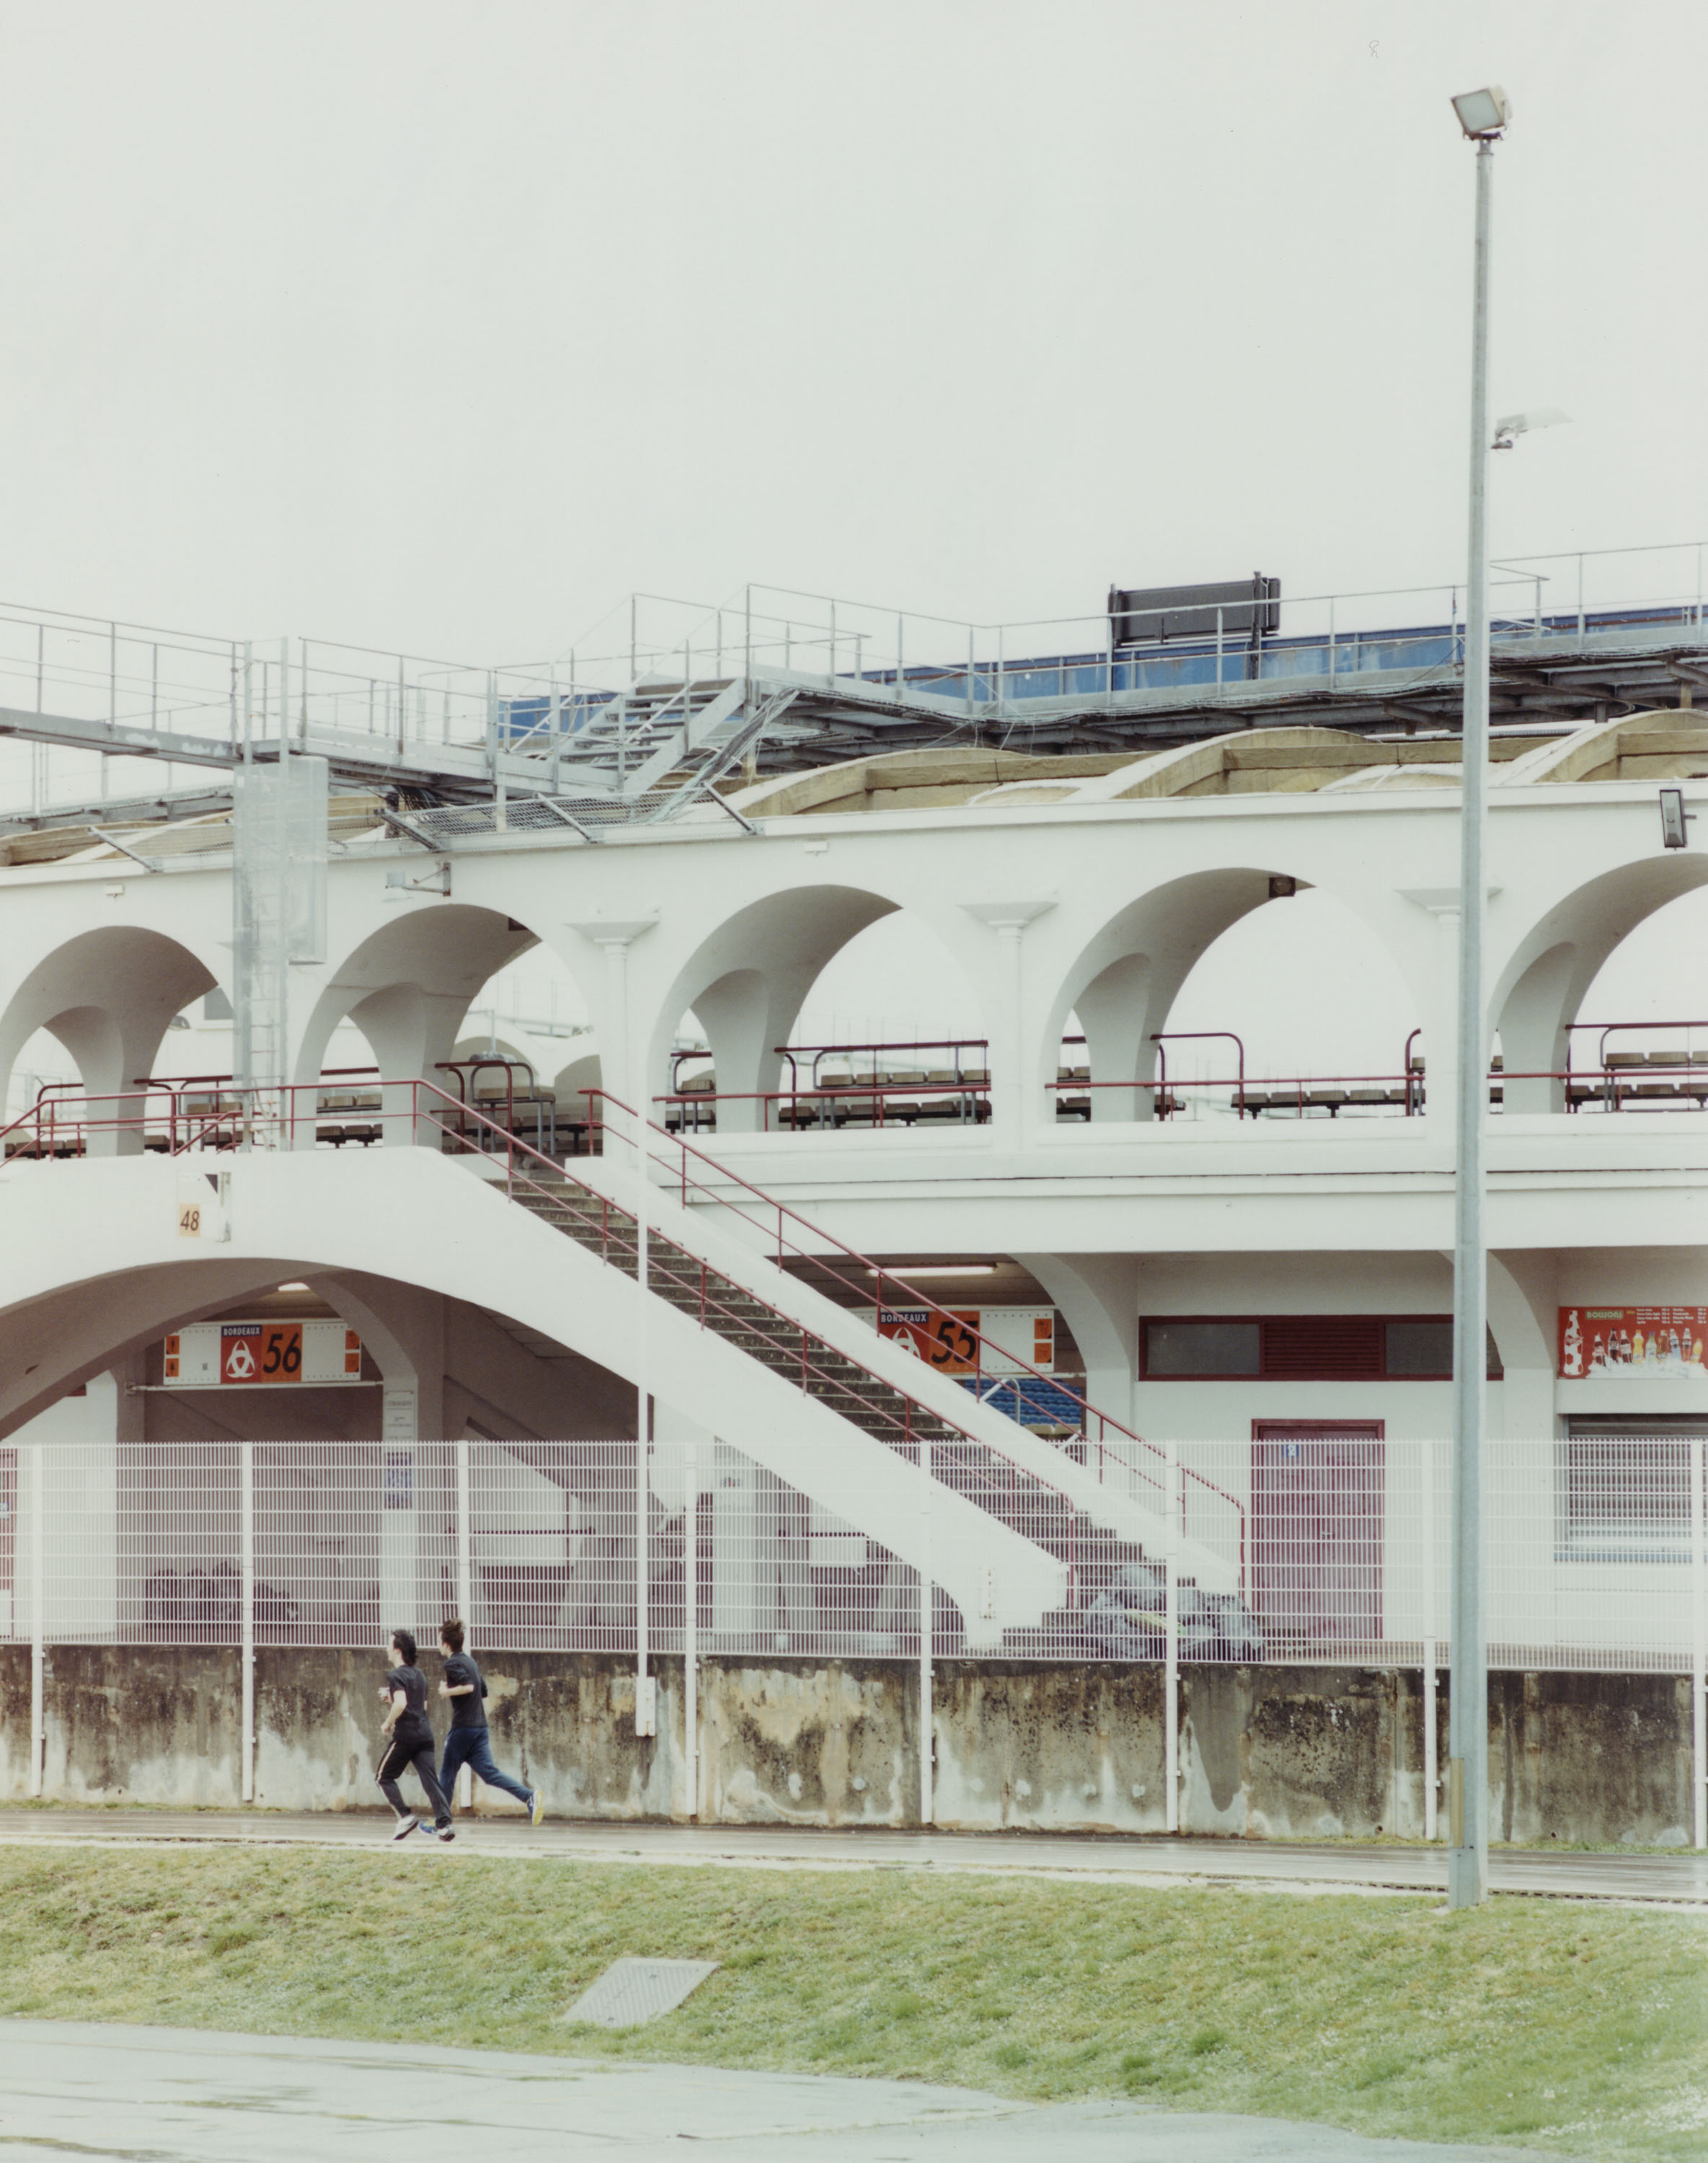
2 547 1707 830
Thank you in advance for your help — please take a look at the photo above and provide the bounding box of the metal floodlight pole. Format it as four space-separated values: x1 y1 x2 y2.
1448 87 1507 1911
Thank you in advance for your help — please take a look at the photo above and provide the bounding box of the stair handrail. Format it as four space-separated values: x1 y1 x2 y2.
583 1086 1242 1542
416 1077 1091 1591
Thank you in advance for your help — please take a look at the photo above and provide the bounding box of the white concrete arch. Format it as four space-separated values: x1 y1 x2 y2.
645 882 972 1133
1490 856 1708 1113
1041 872 1277 1123
293 903 539 1138
1035 870 1295 1123
0 927 219 1156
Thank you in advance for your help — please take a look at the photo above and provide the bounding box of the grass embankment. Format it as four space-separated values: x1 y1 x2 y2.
0 1849 1702 2158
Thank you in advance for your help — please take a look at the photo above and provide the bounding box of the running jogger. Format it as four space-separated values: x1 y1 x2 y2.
376 1627 454 1842
436 1616 544 1826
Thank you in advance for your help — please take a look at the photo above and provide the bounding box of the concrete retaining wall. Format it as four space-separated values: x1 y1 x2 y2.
0 1646 1696 1846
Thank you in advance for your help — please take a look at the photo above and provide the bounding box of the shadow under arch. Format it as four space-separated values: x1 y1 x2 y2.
647 882 939 1133
295 905 540 1141
1042 869 1311 1123
1491 856 1708 1112
0 1259 322 1436
0 926 219 1156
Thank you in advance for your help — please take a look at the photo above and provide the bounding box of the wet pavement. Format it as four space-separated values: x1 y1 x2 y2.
0 2019 1560 2161
0 1806 1704 1907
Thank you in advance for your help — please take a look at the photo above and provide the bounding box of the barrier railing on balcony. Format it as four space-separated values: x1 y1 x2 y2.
640 1024 1708 1133
10 1039 1708 1173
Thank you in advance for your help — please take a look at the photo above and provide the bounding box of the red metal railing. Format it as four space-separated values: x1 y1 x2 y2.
658 1079 992 1133
582 1087 1246 1572
1565 1019 1708 1112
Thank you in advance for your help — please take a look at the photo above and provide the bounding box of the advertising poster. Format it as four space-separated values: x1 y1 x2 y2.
876 1306 1056 1376
1558 1306 1708 1379
879 1307 981 1371
161 1321 363 1386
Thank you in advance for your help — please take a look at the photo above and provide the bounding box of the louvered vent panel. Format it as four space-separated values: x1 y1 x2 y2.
1262 1315 1384 1378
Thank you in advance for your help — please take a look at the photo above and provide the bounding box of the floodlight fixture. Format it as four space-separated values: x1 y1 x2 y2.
1660 788 1691 849
1492 407 1571 451
1452 86 1510 138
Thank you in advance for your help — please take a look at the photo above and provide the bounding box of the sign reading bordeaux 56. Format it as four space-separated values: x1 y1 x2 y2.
162 1321 363 1388
219 1322 302 1384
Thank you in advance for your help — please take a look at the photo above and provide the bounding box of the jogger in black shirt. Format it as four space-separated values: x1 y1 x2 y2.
376 1629 454 1843
437 1617 544 1825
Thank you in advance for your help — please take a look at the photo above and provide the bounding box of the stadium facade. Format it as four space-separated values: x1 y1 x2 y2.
1 560 1705 1844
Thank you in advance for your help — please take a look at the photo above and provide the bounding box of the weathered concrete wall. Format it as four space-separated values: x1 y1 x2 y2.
40 1645 241 1807
932 1662 1168 1833
1180 1666 1437 1841
1492 1671 1696 1847
698 1660 916 1826
0 1645 28 1798
0 1648 1696 1846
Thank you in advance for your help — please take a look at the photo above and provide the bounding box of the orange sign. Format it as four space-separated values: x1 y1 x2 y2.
220 1322 304 1384
879 1308 981 1373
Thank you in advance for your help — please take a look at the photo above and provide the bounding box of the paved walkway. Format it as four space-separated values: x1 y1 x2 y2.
0 2019 1555 2161
0 1807 1704 1906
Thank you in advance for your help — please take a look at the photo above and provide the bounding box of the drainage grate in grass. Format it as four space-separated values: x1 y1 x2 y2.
561 1958 720 2029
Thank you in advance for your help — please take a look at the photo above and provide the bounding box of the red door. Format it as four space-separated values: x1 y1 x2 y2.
1251 1423 1384 1648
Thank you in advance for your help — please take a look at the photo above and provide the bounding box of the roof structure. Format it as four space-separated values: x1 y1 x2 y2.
1 549 1705 846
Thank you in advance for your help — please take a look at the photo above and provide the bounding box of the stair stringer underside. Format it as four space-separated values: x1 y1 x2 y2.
554 1153 1240 1596
447 1164 1066 1643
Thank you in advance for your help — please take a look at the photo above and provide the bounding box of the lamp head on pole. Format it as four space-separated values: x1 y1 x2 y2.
1451 85 1511 139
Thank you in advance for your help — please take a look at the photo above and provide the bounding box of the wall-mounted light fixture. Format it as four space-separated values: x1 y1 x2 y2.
1660 788 1692 849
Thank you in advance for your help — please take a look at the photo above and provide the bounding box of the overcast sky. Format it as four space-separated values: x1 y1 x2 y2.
0 1 1702 663
2 3 1703 1092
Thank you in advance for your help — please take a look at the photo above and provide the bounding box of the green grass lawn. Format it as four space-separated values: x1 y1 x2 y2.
0 1848 1701 2157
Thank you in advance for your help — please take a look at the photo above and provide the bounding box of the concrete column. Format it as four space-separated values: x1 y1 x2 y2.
303 1275 441 1635
1400 883 1510 1136
1487 1252 1559 1439
1399 889 1466 1138
961 901 1054 1138
568 918 658 1133
690 965 819 1134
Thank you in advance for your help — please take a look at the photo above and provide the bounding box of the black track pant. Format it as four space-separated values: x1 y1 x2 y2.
376 1733 451 1827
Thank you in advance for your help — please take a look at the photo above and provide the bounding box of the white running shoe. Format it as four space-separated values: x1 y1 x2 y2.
437 1826 456 1843
529 1790 545 1827
391 1817 421 1843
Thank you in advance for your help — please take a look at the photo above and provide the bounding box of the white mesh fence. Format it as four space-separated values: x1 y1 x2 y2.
0 1436 1703 1674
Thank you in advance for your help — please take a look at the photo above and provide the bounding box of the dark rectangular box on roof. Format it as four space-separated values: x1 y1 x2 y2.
1108 575 1280 645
